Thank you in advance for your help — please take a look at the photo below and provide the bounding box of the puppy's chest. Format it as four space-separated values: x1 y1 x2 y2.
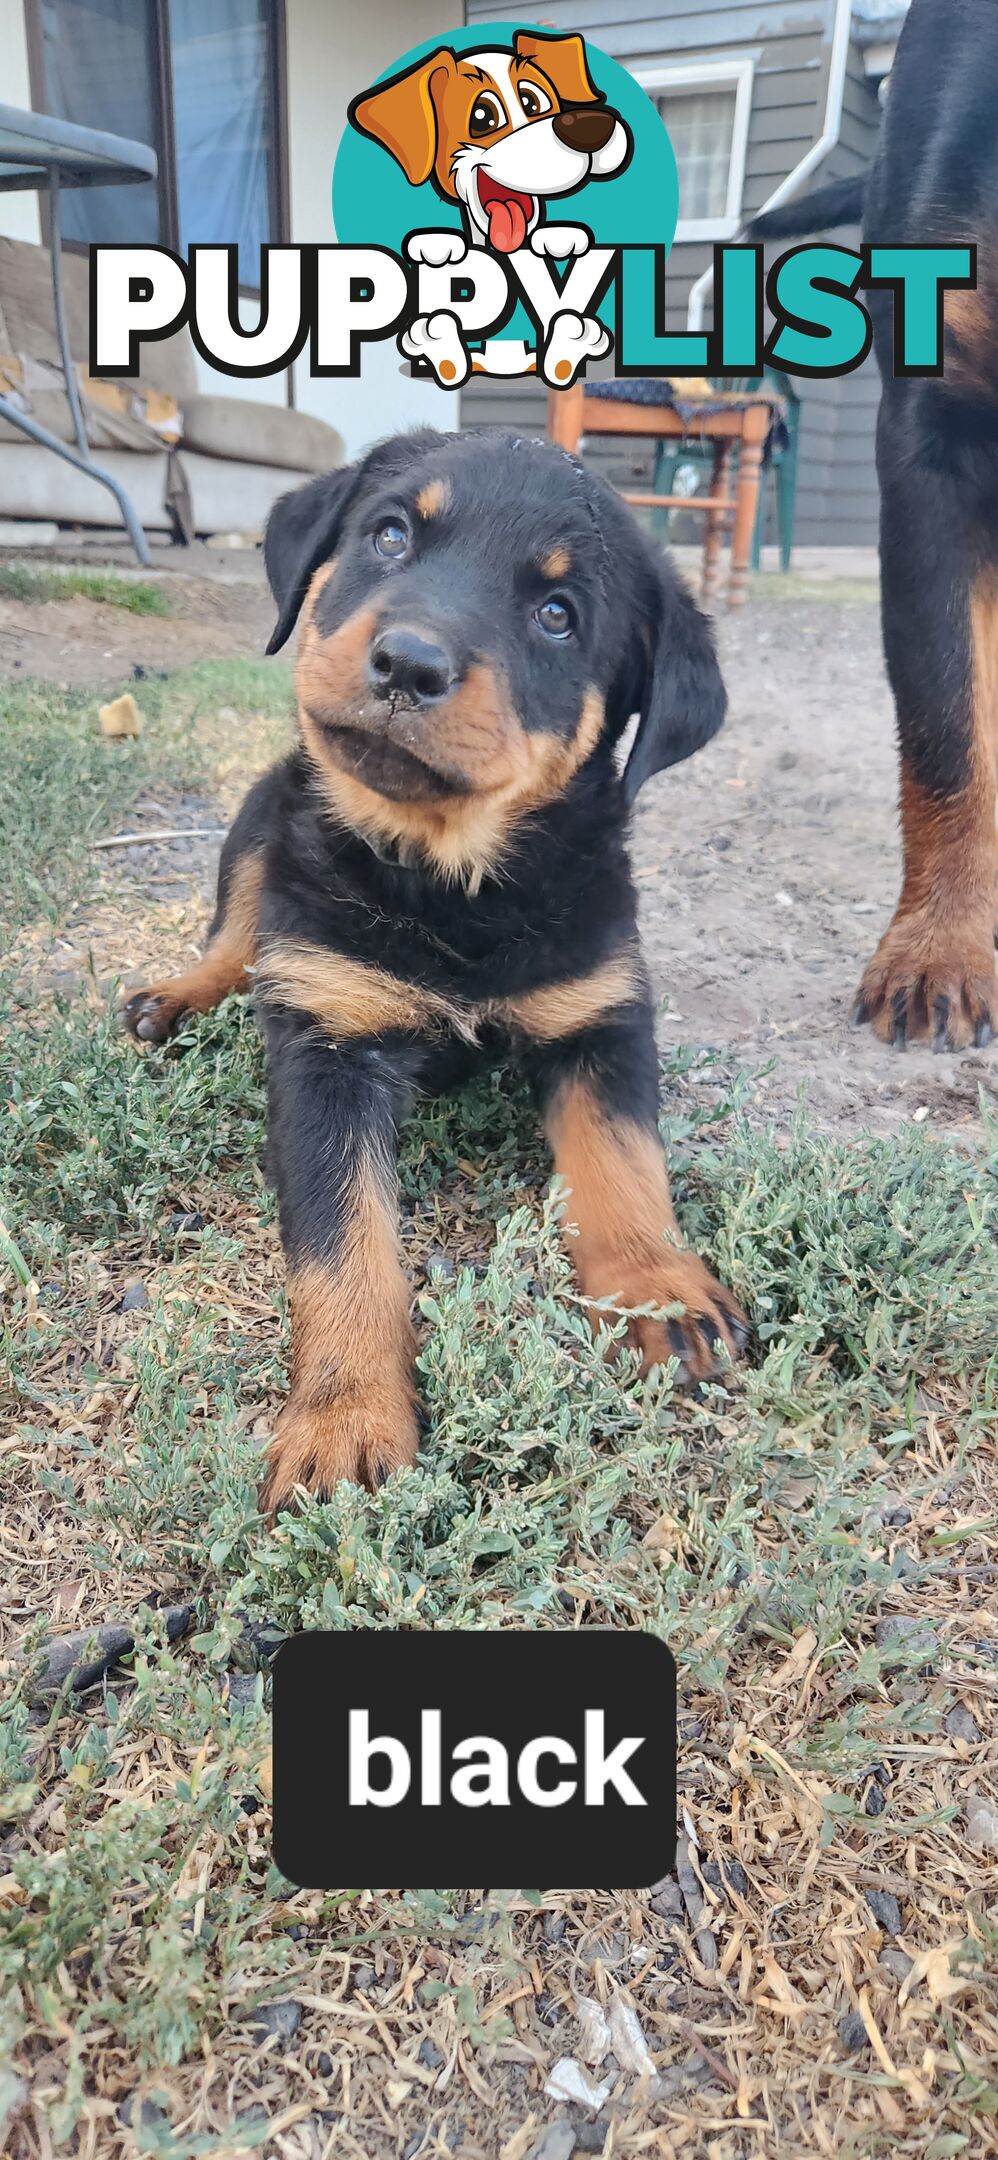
258 855 641 1049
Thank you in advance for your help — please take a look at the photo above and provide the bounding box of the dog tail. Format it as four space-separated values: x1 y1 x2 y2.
748 174 867 240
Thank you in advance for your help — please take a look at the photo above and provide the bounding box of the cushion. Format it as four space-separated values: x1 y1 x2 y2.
0 234 199 403
0 352 180 452
180 393 343 473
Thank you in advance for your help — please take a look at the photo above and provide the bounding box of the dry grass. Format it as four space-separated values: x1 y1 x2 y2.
1 659 996 2160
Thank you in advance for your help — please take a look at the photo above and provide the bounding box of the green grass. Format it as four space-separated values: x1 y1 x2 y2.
0 660 293 940
2 659 996 2149
0 564 171 614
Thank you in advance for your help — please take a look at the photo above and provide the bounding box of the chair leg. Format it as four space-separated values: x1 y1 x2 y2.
729 411 767 607
651 443 682 537
702 444 730 605
777 418 800 572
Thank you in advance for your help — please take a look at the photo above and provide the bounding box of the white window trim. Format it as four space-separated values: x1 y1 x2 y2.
633 57 756 242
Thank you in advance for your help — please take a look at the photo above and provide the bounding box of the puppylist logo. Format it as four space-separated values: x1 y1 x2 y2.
89 20 977 390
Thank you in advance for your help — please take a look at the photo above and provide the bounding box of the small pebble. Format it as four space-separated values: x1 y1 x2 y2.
945 1702 980 1745
116 2095 168 2131
244 1999 302 2042
874 1615 938 1664
352 1964 377 1994
316 2054 334 2079
881 1948 913 1984
119 1280 149 1313
866 1891 902 1937
573 2121 611 2155
839 2010 870 2053
543 1912 567 1943
418 2038 445 2069
528 2126 578 2160
966 1798 998 1850
165 1210 205 1234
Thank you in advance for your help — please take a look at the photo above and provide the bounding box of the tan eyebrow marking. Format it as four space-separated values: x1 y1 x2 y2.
415 477 451 519
541 545 571 580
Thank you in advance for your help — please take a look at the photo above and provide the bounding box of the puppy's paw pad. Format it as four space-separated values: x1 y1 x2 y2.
121 988 187 1043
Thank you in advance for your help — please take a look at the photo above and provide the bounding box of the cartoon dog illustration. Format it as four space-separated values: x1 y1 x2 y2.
350 30 631 386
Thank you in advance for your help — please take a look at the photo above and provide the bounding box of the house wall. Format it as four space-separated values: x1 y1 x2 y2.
0 7 42 244
0 0 457 451
461 0 886 548
286 0 455 454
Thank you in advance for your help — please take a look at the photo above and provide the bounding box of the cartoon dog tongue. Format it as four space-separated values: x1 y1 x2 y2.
479 177 532 254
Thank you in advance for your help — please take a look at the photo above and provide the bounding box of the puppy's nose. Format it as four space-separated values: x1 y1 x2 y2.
552 106 616 152
368 626 454 704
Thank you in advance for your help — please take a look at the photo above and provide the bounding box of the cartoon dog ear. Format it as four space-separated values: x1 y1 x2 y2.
621 554 727 804
264 433 449 655
513 30 602 107
349 49 457 186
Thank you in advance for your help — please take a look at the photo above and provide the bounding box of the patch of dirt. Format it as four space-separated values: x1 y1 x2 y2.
0 567 272 686
639 595 998 1139
14 572 998 1138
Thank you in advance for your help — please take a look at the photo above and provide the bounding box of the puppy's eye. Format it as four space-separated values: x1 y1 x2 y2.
534 597 573 640
469 93 505 136
374 520 409 559
518 83 552 119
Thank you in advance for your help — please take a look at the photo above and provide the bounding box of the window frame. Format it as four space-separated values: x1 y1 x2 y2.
633 56 755 242
23 0 289 296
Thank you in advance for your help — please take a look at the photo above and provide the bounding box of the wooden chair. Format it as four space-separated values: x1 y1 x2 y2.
547 380 776 607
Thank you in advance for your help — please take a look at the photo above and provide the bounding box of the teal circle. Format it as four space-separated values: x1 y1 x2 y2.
332 22 678 347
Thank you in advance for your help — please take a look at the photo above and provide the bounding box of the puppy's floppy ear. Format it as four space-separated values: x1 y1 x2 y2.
621 551 726 805
264 467 361 655
264 431 449 655
513 30 601 106
349 49 456 186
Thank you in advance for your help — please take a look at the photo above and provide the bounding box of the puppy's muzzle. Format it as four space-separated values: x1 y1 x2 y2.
368 625 456 708
552 106 618 153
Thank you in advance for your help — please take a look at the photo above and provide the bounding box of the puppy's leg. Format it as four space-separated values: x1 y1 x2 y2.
260 1015 420 1512
526 1007 747 1381
857 404 998 1051
123 771 272 1044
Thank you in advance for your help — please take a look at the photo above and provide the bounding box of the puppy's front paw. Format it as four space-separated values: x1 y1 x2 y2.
399 311 469 386
261 1393 420 1515
541 309 611 388
586 1250 747 1385
855 907 997 1051
122 983 189 1043
530 225 591 259
406 230 468 267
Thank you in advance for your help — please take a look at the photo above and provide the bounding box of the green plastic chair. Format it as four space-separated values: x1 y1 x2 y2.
651 370 800 570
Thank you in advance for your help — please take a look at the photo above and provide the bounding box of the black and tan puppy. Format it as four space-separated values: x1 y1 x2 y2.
754 0 998 1051
124 430 745 1509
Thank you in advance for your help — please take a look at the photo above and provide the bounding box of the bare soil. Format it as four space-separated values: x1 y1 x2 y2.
7 564 997 1139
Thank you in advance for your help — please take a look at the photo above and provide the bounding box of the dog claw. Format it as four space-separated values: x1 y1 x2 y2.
975 1016 993 1048
851 994 870 1028
932 994 950 1053
891 989 908 1050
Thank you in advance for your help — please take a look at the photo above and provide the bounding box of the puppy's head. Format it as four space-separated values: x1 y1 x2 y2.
265 431 724 883
350 34 631 252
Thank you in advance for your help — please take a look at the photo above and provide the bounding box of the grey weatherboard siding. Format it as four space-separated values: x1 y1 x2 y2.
459 0 885 547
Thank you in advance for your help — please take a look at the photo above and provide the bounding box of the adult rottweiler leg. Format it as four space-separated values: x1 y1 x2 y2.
528 1011 747 1382
123 774 272 1044
260 1019 419 1511
857 417 998 1051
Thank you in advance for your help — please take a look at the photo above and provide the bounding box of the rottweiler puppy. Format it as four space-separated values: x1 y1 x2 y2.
753 0 998 1052
124 429 746 1509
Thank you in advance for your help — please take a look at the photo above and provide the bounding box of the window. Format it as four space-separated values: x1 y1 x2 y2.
633 58 754 240
26 0 287 288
